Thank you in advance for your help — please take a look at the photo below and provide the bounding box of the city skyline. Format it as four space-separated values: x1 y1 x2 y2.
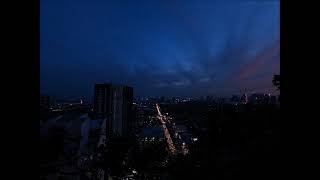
41 0 280 100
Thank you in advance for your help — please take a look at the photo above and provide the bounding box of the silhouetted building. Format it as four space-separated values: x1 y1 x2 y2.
160 96 165 103
240 94 248 104
171 97 176 103
40 95 50 109
93 84 112 118
263 94 271 104
206 95 215 103
249 93 265 105
93 84 133 137
270 96 277 105
230 95 240 104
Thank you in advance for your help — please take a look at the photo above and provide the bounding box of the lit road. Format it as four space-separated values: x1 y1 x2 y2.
156 103 176 155
156 104 190 156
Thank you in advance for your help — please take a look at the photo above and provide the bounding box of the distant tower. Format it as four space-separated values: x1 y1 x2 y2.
241 94 248 104
239 89 249 104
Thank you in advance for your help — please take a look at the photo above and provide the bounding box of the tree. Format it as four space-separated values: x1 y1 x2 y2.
272 75 280 90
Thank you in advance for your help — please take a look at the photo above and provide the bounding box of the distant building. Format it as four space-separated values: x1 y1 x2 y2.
175 124 187 133
249 93 265 105
40 95 50 109
93 84 133 137
93 84 112 118
206 96 215 103
240 94 248 104
160 96 165 103
263 94 271 104
230 95 240 104
171 97 176 103
139 126 165 143
270 96 277 105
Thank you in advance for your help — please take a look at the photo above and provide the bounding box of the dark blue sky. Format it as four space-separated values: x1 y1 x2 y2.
40 0 279 100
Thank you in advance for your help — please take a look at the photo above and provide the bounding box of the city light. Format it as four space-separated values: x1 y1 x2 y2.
156 104 176 154
40 0 280 177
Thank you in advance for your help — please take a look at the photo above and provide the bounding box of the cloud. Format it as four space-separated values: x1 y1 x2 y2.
156 82 169 87
199 77 210 83
41 0 280 99
238 40 279 80
172 79 191 87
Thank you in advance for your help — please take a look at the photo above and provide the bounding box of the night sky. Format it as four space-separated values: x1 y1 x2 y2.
40 0 279 100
